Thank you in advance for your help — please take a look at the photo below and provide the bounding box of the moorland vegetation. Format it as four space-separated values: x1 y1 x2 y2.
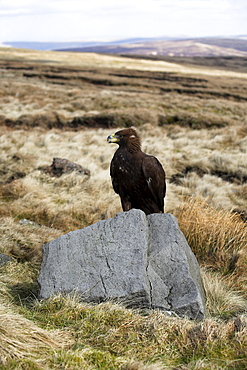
0 48 246 369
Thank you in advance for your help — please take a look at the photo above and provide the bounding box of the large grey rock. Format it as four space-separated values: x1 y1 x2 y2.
38 209 206 320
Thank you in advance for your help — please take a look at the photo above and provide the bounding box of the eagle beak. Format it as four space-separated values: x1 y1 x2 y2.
107 134 120 143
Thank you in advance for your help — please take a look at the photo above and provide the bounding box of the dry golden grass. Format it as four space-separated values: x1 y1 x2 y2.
175 198 247 296
0 217 62 262
202 269 247 318
1 47 247 79
0 304 71 365
0 49 247 369
1 123 246 228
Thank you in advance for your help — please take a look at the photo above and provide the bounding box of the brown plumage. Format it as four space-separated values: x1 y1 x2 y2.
107 127 166 215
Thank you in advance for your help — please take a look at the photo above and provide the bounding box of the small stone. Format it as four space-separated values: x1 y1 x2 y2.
41 157 90 177
0 253 13 267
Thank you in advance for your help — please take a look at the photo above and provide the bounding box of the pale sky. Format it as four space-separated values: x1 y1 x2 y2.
0 0 247 43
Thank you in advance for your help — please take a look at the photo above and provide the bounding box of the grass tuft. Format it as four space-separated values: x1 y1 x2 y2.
175 197 247 294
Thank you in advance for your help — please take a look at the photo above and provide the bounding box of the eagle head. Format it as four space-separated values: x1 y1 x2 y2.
107 128 141 151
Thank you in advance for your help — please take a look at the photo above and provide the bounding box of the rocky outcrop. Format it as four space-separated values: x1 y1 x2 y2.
38 209 206 320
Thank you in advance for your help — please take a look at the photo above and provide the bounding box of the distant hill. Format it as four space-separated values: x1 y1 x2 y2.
2 37 179 51
57 38 247 57
3 36 247 57
2 41 110 51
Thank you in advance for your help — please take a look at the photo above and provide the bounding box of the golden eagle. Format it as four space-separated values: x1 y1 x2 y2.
107 127 166 215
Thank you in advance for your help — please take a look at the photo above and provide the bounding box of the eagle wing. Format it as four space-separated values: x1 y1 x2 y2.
142 156 166 211
110 160 120 194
